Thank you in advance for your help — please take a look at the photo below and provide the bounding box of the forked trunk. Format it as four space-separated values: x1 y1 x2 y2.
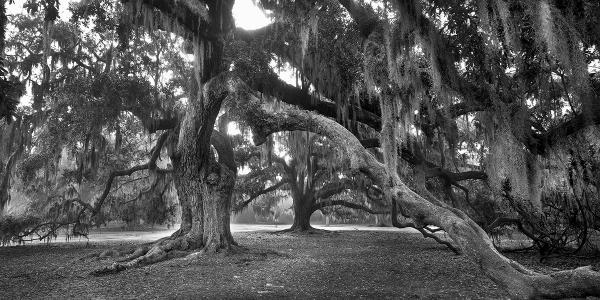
202 159 236 252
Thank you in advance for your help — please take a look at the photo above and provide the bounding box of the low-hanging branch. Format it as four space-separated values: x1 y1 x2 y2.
311 199 387 215
84 130 171 218
216 73 600 298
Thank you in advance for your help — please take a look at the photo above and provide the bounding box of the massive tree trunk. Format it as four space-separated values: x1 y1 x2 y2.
289 193 315 231
220 74 600 299
172 99 236 252
120 0 237 253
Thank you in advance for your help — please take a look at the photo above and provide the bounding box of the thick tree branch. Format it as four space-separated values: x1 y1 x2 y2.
247 74 382 130
217 73 600 298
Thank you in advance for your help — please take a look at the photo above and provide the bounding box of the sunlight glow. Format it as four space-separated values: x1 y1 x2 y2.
227 121 242 136
232 1 271 30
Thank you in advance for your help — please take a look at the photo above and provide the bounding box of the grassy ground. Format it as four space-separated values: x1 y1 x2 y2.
1 230 598 299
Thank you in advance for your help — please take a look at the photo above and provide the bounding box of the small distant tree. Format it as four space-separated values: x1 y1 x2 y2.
234 129 387 233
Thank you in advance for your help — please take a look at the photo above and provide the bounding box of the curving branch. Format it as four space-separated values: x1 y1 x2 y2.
233 180 289 212
216 72 600 298
87 130 170 217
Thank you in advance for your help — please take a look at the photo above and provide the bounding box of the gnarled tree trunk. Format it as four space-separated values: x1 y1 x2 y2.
201 157 236 252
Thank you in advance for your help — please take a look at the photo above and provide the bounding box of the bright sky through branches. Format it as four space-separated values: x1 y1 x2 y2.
6 0 283 108
232 0 271 30
7 0 271 30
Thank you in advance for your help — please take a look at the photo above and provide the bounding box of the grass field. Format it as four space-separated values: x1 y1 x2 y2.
1 229 598 299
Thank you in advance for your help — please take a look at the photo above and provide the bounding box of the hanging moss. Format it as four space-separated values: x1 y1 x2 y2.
193 38 205 93
495 0 520 52
486 112 542 213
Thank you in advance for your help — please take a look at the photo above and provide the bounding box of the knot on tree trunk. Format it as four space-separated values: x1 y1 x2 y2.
206 172 220 185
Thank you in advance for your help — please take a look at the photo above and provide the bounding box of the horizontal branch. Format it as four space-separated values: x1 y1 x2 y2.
246 69 382 130
312 199 387 214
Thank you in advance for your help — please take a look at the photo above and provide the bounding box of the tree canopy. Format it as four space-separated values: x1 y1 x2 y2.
1 0 600 298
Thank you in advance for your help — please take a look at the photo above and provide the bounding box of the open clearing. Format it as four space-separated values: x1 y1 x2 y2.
1 228 598 299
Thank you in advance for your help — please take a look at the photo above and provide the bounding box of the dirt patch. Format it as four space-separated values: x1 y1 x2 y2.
1 231 597 299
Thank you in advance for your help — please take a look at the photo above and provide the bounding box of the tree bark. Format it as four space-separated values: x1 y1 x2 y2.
172 102 205 247
201 157 236 252
171 172 192 238
173 102 236 252
289 193 315 231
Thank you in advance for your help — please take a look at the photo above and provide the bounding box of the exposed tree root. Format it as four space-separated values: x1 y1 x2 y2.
184 242 247 261
90 235 201 276
273 226 336 235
